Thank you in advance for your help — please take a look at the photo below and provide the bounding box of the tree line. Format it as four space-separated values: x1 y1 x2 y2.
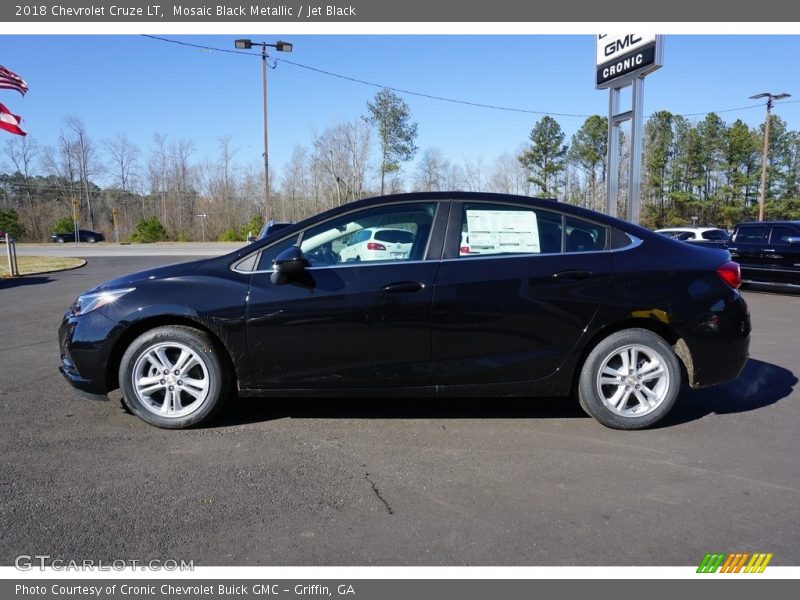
1 90 799 242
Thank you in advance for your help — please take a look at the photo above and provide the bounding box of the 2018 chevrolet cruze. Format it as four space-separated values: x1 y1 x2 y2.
59 192 751 430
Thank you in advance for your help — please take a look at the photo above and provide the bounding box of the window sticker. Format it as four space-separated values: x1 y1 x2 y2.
465 209 540 255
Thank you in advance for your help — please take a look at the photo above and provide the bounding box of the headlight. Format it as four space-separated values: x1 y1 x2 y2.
70 288 135 316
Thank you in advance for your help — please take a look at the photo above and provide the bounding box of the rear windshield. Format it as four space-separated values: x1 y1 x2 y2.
702 229 730 241
374 230 414 244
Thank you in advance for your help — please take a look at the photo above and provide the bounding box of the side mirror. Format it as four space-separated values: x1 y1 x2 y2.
247 235 256 244
271 246 307 285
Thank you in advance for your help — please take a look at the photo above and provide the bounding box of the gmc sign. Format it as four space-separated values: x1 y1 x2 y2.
596 34 662 89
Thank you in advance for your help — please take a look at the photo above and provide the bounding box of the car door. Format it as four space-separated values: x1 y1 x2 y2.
766 224 800 284
430 201 612 385
245 201 444 389
729 224 770 281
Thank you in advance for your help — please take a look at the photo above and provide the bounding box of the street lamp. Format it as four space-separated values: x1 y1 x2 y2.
235 38 293 221
750 92 791 222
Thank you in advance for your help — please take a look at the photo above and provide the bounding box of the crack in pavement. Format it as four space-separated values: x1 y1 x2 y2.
364 473 394 515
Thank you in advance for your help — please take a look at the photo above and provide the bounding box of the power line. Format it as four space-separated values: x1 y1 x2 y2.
140 35 799 121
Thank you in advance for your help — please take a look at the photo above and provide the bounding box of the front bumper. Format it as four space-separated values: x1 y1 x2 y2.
58 309 120 397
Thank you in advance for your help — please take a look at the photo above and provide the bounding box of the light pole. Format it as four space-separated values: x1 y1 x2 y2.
235 38 293 222
750 92 791 222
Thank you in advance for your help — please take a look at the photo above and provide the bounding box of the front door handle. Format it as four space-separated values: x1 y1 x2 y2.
552 270 593 280
382 281 424 294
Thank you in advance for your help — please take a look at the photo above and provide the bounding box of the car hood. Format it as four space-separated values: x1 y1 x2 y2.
88 258 208 293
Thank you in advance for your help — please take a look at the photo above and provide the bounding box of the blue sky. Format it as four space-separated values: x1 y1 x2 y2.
2 34 800 184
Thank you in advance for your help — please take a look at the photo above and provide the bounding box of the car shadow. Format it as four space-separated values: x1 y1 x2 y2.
0 276 52 289
216 358 794 429
217 393 589 427
659 358 796 427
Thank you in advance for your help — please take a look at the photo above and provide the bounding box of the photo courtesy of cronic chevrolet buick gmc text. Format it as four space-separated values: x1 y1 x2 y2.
58 192 751 430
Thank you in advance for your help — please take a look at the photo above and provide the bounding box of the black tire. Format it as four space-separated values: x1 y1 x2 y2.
55 237 65 243
86 237 96 243
119 325 230 429
577 328 681 430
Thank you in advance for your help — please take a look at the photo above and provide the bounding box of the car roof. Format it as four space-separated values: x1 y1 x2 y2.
655 227 725 233
237 191 665 259
735 221 800 226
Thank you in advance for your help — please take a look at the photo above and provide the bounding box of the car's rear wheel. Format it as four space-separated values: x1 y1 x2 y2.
86 237 96 243
119 325 229 429
578 328 680 430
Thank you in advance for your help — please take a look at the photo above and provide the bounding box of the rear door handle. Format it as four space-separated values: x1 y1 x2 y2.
552 270 592 280
382 281 424 294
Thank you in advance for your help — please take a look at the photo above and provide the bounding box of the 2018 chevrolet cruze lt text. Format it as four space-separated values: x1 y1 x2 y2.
59 192 751 430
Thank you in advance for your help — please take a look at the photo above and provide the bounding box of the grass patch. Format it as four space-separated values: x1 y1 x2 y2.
1 255 85 276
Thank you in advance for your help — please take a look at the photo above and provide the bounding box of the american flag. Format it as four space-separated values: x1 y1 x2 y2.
0 103 26 136
0 65 28 96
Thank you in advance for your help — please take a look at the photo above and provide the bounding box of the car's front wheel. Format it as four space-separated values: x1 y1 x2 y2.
577 328 681 430
119 325 230 429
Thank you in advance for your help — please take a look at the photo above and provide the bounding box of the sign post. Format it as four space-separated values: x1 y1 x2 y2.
596 34 663 224
112 207 120 243
71 196 80 243
195 213 208 242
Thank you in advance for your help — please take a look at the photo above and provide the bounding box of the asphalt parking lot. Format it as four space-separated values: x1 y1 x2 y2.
1 254 798 566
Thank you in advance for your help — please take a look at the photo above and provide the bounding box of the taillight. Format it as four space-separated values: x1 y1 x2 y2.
460 245 471 254
717 261 742 289
367 242 386 251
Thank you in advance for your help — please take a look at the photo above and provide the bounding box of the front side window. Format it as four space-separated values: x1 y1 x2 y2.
735 225 768 243
299 202 437 266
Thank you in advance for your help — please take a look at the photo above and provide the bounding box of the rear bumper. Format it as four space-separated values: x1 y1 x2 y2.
682 293 751 388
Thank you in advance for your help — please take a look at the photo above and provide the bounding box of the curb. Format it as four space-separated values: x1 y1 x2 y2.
1 258 87 278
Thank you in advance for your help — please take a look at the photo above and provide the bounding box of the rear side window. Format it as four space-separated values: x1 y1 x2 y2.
565 216 607 252
457 203 609 256
735 225 768 243
769 225 800 244
374 229 415 244
459 203 563 256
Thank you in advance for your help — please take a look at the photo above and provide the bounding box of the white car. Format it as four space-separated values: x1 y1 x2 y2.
655 227 730 242
338 227 415 262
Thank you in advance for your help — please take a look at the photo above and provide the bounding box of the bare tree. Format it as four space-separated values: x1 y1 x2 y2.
488 151 531 196
105 133 141 236
280 145 313 221
6 136 41 238
65 115 101 229
312 120 371 208
413 147 451 192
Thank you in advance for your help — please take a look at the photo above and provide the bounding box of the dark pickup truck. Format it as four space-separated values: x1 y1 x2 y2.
726 221 800 288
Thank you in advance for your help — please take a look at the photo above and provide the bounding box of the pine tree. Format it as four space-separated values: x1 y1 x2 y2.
366 89 418 195
518 116 568 197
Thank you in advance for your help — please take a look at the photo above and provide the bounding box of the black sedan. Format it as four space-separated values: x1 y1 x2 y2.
51 229 104 243
58 192 750 430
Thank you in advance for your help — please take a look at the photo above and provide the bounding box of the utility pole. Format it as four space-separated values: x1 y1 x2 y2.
750 92 791 222
235 39 293 222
